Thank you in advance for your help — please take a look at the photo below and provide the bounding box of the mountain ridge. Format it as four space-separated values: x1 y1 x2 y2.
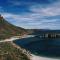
0 15 27 39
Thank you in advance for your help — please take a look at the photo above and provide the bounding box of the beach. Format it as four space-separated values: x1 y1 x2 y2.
0 35 34 42
30 54 60 60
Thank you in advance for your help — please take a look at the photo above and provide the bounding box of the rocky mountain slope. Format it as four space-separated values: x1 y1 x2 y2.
0 15 27 39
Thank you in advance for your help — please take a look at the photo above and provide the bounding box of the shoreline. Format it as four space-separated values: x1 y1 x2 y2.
10 37 60 60
0 35 60 60
0 35 35 42
11 41 31 59
30 54 60 60
0 35 34 60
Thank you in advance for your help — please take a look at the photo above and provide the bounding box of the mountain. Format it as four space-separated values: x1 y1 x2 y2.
0 15 27 39
27 29 60 35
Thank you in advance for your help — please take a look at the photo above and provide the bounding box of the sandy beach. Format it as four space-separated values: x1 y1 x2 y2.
30 54 60 60
0 35 34 43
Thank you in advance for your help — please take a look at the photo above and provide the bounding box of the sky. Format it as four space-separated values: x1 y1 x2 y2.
0 0 60 29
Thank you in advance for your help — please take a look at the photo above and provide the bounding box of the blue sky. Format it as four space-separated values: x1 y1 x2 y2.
0 0 60 29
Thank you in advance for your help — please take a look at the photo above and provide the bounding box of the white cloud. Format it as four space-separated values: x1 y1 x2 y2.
1 0 60 29
30 1 60 16
1 11 59 29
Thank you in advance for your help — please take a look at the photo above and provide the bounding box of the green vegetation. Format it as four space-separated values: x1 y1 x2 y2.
0 42 30 60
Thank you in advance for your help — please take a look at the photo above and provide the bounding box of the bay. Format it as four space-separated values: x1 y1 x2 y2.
14 36 60 58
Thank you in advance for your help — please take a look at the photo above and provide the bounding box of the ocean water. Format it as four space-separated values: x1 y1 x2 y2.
14 36 60 58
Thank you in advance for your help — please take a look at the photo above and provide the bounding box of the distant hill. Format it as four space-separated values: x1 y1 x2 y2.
0 15 27 39
27 29 60 35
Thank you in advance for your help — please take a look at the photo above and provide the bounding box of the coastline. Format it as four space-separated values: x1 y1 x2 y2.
0 35 34 60
12 41 60 60
11 36 60 60
30 54 60 60
11 41 31 59
0 35 60 60
0 35 34 42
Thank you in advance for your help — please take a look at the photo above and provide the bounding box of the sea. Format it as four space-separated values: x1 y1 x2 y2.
13 35 60 59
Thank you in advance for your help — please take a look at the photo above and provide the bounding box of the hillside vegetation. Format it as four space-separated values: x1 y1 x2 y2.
0 42 30 60
0 15 27 39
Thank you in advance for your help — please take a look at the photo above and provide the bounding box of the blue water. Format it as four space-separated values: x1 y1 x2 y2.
14 36 60 58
